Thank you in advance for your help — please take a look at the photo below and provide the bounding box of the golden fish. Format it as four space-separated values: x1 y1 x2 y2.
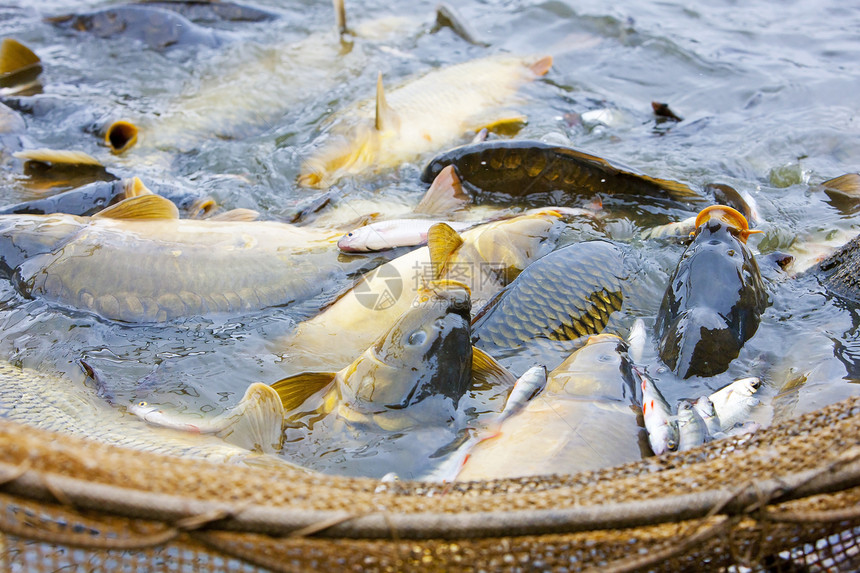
274 210 564 372
298 54 553 188
0 193 353 322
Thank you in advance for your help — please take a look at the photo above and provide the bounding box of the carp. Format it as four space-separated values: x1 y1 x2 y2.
298 54 552 188
656 206 768 378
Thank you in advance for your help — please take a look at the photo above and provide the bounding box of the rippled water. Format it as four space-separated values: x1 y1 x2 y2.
0 0 859 478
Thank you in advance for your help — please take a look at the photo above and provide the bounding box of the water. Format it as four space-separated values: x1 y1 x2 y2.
0 0 858 478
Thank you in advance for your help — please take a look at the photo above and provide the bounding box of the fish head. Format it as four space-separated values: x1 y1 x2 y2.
340 280 473 417
337 225 377 252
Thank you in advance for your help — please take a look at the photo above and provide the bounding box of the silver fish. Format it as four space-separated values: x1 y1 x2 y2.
676 399 707 450
708 376 762 430
638 368 679 455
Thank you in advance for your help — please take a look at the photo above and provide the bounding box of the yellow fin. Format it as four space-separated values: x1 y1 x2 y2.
427 222 464 279
414 165 470 215
375 72 400 132
529 55 553 76
820 173 860 196
213 383 285 453
207 208 260 222
104 120 138 154
93 194 179 220
471 347 516 391
0 38 41 77
271 372 336 412
464 110 527 137
123 176 153 198
333 0 347 35
13 148 102 166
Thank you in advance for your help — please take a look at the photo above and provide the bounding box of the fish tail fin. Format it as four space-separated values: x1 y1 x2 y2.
213 383 285 454
0 38 41 89
207 208 260 222
123 176 153 198
414 165 470 215
270 372 336 412
820 173 860 195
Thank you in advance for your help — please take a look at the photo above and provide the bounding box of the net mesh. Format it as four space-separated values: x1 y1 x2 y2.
0 394 858 572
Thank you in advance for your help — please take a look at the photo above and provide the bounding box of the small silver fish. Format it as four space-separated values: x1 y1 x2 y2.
337 218 474 252
637 368 679 455
676 399 707 451
692 395 721 437
640 216 696 240
497 365 547 425
708 377 762 430
627 318 648 364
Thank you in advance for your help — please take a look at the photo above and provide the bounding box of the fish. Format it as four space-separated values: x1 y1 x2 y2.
812 231 860 305
140 0 278 24
337 218 474 252
421 139 705 206
0 360 299 468
707 377 762 430
12 148 118 192
471 240 627 359
0 193 362 322
676 399 708 451
817 173 860 214
47 5 227 51
0 38 42 96
454 334 645 480
640 216 696 241
128 383 285 453
0 177 140 216
298 54 553 188
692 395 722 437
274 210 564 372
271 281 513 432
496 365 548 426
656 205 768 378
637 368 679 455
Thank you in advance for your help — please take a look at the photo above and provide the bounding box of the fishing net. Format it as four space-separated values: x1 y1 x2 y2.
0 392 858 572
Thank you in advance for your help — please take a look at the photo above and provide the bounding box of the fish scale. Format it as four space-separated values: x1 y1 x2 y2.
472 240 626 354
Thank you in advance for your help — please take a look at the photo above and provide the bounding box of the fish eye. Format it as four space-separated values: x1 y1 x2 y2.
136 400 148 407
667 439 678 451
347 232 353 237
407 331 427 346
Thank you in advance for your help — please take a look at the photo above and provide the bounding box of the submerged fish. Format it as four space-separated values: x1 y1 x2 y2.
298 54 552 188
656 206 768 378
275 210 564 371
471 240 627 359
0 361 297 468
455 334 645 480
0 178 136 216
0 38 42 96
817 173 860 214
0 193 357 322
813 231 860 305
129 382 285 453
421 139 704 206
47 5 227 51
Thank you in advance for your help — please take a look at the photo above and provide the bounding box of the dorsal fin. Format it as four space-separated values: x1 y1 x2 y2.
427 222 464 280
270 372 336 412
93 194 179 220
123 176 153 198
470 347 516 391
414 165 470 215
375 72 400 132
820 173 860 195
333 0 347 35
528 55 553 76
207 208 260 222
13 148 102 166
0 38 40 76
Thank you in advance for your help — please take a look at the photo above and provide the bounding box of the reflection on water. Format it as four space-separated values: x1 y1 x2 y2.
0 0 858 478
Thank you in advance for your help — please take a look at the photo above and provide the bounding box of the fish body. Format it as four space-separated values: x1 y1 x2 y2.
0 179 128 216
337 218 474 252
0 361 296 467
676 399 707 450
48 5 226 51
277 211 563 371
298 55 552 188
656 207 767 378
421 139 703 206
496 365 547 425
455 334 644 480
708 377 762 430
0 196 352 322
693 395 721 437
638 369 679 455
640 216 696 241
813 232 860 305
471 240 626 356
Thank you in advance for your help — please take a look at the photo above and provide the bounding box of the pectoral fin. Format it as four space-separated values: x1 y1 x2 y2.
123 176 154 198
414 165 470 215
213 383 286 454
427 222 464 280
271 372 336 412
470 347 516 391
93 193 179 220
464 110 527 137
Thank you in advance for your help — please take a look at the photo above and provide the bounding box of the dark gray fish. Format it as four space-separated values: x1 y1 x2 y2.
421 139 705 206
47 5 227 51
471 240 626 357
138 0 278 23
814 232 860 305
0 179 127 216
657 206 767 378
